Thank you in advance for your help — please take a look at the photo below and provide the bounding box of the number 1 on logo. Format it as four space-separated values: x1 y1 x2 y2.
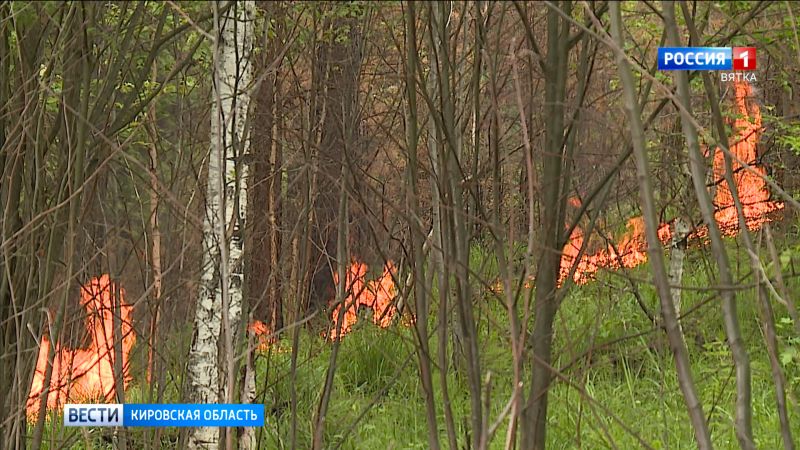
732 47 757 71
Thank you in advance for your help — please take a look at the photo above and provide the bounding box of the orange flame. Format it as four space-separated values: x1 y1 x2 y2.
248 320 272 351
328 261 397 339
559 217 672 285
552 80 782 286
712 81 784 233
27 275 135 419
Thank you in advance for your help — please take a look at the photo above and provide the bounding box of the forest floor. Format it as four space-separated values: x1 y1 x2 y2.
31 233 800 449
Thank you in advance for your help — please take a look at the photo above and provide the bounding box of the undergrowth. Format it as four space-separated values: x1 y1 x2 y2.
29 236 800 449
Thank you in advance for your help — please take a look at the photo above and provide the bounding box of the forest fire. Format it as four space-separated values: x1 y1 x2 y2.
560 217 672 285
248 320 272 351
558 80 782 285
712 81 784 234
26 275 135 419
328 261 398 339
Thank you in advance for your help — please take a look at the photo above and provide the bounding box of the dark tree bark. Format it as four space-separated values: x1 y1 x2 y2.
249 0 283 332
521 3 572 448
311 9 365 308
403 3 441 449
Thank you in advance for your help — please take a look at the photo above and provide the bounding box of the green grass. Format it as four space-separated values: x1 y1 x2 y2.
28 237 800 449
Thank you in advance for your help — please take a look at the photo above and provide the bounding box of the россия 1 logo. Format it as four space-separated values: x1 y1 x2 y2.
658 47 756 81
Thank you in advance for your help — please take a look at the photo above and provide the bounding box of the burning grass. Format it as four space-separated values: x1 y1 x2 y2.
255 247 800 449
249 319 273 351
557 80 783 286
27 275 135 419
711 80 784 234
328 261 399 340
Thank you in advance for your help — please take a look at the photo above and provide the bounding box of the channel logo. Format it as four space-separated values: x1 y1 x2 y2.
64 404 265 427
658 47 756 71
64 404 123 426
732 47 756 70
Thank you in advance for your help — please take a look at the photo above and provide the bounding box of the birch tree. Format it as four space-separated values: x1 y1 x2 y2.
188 1 254 448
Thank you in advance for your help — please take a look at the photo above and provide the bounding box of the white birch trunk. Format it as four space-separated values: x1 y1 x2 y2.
239 331 257 450
147 62 163 385
188 1 254 448
220 0 253 403
668 217 690 338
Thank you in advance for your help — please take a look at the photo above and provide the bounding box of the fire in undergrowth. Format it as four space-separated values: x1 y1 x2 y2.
328 261 398 339
248 320 272 351
712 80 784 233
560 216 672 285
556 80 783 286
27 275 135 419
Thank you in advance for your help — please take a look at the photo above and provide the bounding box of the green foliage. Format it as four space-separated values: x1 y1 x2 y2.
26 238 799 449
245 237 800 449
336 326 411 395
772 118 800 157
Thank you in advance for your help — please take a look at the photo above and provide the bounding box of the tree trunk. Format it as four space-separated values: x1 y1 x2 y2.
249 0 283 333
425 5 459 446
310 7 364 309
610 3 713 448
663 2 754 447
403 4 441 448
521 3 571 449
425 3 484 446
312 164 348 450
188 1 254 448
146 61 164 387
668 217 689 337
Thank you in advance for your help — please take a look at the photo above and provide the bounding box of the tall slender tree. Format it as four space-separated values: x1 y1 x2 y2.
520 2 586 448
403 4 441 449
610 2 712 448
187 1 254 448
662 2 754 447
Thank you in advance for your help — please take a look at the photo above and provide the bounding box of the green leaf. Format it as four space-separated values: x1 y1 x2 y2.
779 249 792 269
780 347 797 366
